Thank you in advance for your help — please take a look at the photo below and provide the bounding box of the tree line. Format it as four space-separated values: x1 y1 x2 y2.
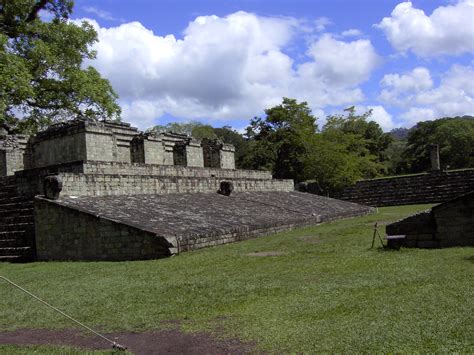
149 99 474 196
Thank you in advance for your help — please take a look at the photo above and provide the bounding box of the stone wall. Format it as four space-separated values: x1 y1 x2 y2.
11 160 276 198
25 120 141 168
339 169 474 206
57 173 294 196
186 140 204 168
80 161 271 179
35 197 171 261
0 135 29 175
0 148 25 176
386 191 473 248
220 144 235 170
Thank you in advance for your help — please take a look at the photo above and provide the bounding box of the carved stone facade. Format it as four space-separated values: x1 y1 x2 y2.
0 119 235 175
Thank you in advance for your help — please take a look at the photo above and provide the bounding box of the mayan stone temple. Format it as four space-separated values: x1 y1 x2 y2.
0 119 373 262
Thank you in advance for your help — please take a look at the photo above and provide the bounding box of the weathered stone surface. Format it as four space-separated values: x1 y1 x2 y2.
35 191 374 260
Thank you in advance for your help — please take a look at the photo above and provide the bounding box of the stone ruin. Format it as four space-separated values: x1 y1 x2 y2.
386 191 473 249
0 119 374 262
0 119 235 173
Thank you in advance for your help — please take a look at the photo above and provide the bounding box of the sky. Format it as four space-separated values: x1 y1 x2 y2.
69 0 474 131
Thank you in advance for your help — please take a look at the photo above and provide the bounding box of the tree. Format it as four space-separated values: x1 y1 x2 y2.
323 107 392 166
0 0 120 133
402 116 474 172
148 121 217 140
243 98 318 181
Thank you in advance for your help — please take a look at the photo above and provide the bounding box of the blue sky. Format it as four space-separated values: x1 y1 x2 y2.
71 0 473 131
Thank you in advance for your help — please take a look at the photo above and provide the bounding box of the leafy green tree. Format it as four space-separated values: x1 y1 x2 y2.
148 121 217 140
402 116 474 172
303 126 383 196
243 98 317 181
0 0 120 133
384 140 408 175
324 107 392 165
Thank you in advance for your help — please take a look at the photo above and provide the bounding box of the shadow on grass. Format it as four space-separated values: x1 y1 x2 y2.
464 255 474 263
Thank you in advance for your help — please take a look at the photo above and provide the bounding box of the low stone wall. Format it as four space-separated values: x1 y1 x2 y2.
386 191 473 248
57 173 293 196
35 198 171 261
12 160 275 197
340 169 474 206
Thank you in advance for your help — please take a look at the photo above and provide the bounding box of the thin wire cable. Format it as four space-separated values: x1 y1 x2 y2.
0 275 126 351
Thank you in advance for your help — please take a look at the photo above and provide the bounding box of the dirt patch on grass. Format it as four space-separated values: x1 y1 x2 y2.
0 328 256 354
297 235 322 244
245 251 286 257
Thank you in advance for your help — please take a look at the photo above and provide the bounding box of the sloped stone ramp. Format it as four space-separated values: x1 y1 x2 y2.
34 191 374 261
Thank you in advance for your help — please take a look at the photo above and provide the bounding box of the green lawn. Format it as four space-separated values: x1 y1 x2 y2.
1 204 472 353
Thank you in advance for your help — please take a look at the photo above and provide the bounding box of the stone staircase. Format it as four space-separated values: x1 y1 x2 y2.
0 176 36 262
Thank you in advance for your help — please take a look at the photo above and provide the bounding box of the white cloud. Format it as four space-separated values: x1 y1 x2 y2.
367 105 396 131
381 64 474 125
314 17 332 32
415 64 474 116
341 29 363 37
78 12 380 129
302 34 381 87
376 0 474 57
379 67 433 106
400 107 436 126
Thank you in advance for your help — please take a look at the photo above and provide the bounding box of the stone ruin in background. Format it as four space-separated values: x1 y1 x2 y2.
0 119 236 175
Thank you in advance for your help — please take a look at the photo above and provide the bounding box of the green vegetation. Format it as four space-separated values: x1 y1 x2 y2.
1 204 472 353
0 0 120 133
401 116 474 173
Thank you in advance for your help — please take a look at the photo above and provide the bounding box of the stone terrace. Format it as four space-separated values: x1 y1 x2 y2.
35 191 375 260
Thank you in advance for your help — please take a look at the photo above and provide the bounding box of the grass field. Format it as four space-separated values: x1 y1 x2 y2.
0 204 472 353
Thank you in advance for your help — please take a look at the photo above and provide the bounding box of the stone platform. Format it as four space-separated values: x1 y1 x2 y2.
34 191 375 261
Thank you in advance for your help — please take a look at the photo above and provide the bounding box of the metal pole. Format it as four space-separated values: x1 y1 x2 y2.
0 276 126 351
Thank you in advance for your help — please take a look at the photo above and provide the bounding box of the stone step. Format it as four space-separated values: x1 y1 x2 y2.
0 191 18 199
0 238 28 248
0 179 17 188
0 201 33 211
0 246 33 257
0 255 28 262
0 215 35 224
0 223 34 233
0 231 28 240
0 208 34 218
0 196 32 205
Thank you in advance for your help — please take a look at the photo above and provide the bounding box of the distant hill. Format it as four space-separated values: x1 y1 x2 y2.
389 115 473 141
389 127 410 140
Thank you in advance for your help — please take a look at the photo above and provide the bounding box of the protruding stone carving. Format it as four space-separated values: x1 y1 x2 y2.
218 181 234 196
44 175 63 200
